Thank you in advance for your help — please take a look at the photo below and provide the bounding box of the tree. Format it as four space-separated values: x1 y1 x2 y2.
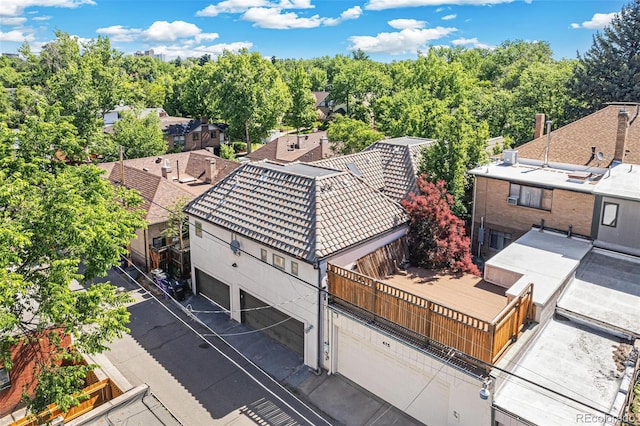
569 0 640 113
109 111 166 161
326 115 384 154
0 123 146 414
401 176 479 275
285 66 317 133
211 49 291 153
219 143 236 160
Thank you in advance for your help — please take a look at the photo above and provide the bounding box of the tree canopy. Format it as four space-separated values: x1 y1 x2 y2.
402 176 479 275
0 123 146 414
108 110 166 161
570 0 640 113
326 115 384 154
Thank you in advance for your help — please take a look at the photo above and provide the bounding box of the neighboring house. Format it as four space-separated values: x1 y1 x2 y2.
98 150 240 274
314 136 434 203
469 104 637 260
103 106 168 126
245 131 332 163
163 117 228 154
184 160 408 369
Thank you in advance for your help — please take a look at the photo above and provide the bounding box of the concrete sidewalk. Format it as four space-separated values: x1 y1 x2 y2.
175 289 422 426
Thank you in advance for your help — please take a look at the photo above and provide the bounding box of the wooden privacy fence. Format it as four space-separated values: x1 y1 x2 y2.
327 264 534 365
10 379 117 426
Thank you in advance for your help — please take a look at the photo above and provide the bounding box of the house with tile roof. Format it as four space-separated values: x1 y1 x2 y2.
313 136 434 203
469 104 638 260
98 150 240 274
245 130 333 163
184 160 408 369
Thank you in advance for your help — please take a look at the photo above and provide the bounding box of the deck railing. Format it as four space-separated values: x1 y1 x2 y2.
327 264 534 365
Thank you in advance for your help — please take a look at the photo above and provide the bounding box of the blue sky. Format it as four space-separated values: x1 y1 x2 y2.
0 0 629 62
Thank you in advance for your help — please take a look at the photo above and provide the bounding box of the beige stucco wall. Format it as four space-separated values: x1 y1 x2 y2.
473 176 594 259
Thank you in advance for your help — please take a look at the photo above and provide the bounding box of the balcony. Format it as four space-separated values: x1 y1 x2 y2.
327 263 533 366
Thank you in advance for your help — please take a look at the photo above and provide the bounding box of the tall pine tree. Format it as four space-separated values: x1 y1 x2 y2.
570 0 640 113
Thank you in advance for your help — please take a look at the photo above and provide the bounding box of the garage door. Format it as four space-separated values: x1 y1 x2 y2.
240 290 304 356
195 268 230 310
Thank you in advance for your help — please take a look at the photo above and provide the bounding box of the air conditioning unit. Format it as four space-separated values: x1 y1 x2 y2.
507 196 519 205
503 150 519 165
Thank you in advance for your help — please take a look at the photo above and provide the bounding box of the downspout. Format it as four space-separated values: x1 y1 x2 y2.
144 228 149 272
470 174 478 254
314 260 323 375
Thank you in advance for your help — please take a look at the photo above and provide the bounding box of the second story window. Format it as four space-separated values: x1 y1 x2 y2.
601 202 619 227
193 132 200 141
195 221 202 237
273 254 285 269
261 249 268 262
509 183 552 211
173 135 185 145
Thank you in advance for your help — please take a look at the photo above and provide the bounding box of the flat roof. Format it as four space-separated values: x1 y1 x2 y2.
470 161 602 193
593 163 640 201
494 318 635 426
383 268 507 322
558 249 640 337
379 136 435 146
485 229 592 306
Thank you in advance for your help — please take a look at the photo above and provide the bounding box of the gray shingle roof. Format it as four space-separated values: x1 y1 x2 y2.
185 161 408 262
352 137 434 202
313 150 386 191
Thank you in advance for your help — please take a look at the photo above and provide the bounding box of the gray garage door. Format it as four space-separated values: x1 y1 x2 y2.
195 268 230 310
240 290 304 356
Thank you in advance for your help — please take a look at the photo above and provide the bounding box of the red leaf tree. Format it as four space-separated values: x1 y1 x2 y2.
401 175 480 275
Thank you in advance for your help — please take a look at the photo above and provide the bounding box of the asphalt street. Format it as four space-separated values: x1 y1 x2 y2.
100 270 333 426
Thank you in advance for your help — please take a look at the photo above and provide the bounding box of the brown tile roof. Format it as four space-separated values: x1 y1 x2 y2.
246 131 333 163
185 161 408 262
516 105 640 166
98 150 240 224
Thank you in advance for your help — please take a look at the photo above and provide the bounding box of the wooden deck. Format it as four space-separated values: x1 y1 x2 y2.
383 268 507 322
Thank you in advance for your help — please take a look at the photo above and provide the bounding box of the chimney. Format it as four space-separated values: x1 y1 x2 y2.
320 135 329 158
204 158 216 183
614 108 630 163
534 113 545 139
161 158 172 179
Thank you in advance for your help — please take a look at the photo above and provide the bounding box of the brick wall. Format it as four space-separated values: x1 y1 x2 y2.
472 176 594 259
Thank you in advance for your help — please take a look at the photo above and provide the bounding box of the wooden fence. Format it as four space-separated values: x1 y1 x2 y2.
10 379 116 426
327 264 534 365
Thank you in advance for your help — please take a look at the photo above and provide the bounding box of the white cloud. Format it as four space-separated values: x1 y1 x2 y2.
1 0 95 17
195 32 220 42
323 6 362 26
388 19 426 30
196 0 312 17
151 41 253 60
366 0 514 11
570 12 616 30
451 36 492 48
349 25 457 54
242 8 324 29
0 16 27 26
442 14 456 20
0 29 35 42
145 21 202 41
32 15 52 21
96 25 142 42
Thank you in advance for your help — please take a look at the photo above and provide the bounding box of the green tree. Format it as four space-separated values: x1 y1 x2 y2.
285 66 317 133
0 123 146 415
327 115 384 154
219 143 236 160
211 49 291 153
110 111 166 160
569 0 640 113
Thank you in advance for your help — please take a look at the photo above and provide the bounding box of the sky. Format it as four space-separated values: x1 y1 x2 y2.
0 0 630 62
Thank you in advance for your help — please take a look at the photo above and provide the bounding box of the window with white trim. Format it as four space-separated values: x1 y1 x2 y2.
260 249 268 262
273 254 285 269
291 261 298 276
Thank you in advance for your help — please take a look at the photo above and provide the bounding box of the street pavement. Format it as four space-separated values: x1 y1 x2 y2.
98 268 422 426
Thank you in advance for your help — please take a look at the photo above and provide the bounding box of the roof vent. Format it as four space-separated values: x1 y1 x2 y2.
503 150 518 165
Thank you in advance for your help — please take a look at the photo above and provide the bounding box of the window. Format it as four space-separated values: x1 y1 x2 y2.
210 130 217 139
152 236 166 249
173 135 185 145
261 249 268 262
0 367 10 390
193 132 200 141
489 230 512 250
509 183 552 210
273 254 285 269
291 261 298 276
602 202 619 227
195 221 202 238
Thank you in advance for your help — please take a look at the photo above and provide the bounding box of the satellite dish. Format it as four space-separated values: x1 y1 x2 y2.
230 239 240 255
596 151 605 161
